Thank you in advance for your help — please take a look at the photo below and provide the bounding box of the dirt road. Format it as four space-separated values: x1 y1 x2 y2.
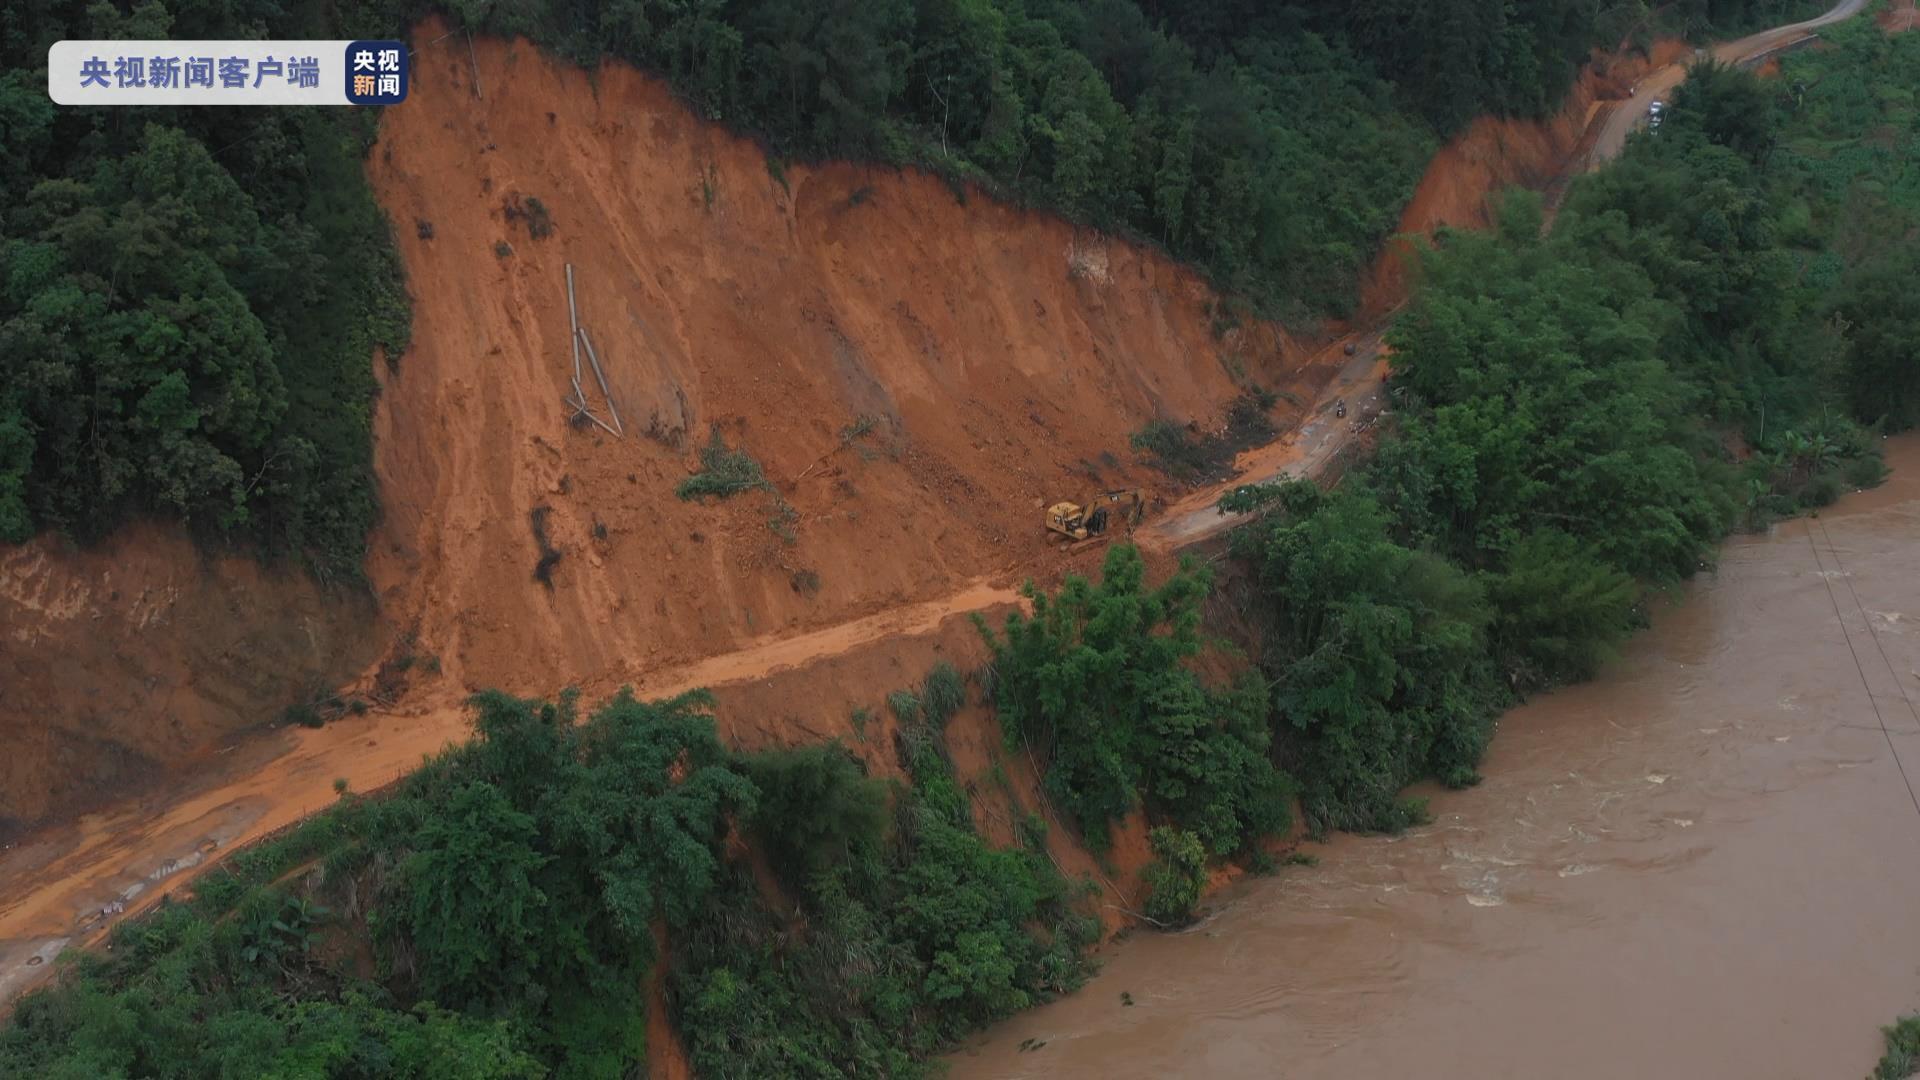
1145 333 1392 548
1590 0 1870 163
0 0 1873 1012
0 579 1023 989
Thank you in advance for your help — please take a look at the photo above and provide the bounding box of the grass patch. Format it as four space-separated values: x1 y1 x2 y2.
922 662 966 725
841 413 880 443
677 427 770 501
1141 827 1207 927
887 689 921 725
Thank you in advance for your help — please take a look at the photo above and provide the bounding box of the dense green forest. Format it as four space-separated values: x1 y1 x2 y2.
0 678 1094 1078
978 16 1915 850
445 0 1822 319
2 0 1817 573
1224 16 1916 831
0 1 415 578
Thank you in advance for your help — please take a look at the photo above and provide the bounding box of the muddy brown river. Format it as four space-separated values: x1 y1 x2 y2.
952 436 1920 1080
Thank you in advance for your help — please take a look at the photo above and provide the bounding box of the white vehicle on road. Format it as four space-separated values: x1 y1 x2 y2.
1648 100 1666 131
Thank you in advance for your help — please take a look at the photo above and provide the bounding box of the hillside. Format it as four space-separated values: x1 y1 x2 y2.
6 1 1918 1077
357 22 1310 704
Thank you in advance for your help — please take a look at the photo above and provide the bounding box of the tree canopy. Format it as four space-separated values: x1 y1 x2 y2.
1 2 412 576
1220 36 1913 831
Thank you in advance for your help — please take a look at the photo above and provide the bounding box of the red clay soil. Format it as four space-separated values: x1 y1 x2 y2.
1357 39 1693 317
0 525 376 833
1882 0 1919 33
357 20 1319 717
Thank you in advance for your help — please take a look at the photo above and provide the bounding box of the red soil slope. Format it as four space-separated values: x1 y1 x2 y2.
0 526 375 833
1358 40 1694 316
359 23 1315 711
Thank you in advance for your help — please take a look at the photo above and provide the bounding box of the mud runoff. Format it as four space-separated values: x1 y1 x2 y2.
951 436 1920 1080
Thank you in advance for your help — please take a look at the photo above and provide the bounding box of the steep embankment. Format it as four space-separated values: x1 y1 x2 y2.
360 15 1706 709
1358 39 1696 314
0 527 375 834
358 23 1315 707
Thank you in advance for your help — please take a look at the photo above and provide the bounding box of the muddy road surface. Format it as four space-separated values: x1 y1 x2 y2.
950 436 1920 1079
1592 0 1870 162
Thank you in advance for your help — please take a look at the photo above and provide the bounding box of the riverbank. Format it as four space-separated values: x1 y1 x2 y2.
950 435 1920 1078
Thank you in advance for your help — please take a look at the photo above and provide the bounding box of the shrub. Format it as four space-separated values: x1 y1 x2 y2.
1141 827 1207 926
740 743 887 887
530 506 562 586
922 663 966 725
1797 473 1843 508
1874 1015 1920 1080
1129 392 1276 484
1846 454 1891 489
980 544 1291 852
676 428 769 501
524 197 554 239
887 690 921 725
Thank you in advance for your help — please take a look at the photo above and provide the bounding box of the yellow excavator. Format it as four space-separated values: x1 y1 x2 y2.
1045 489 1144 543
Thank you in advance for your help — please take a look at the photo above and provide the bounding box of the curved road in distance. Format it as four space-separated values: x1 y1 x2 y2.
1150 0 1871 550
1590 0 1871 162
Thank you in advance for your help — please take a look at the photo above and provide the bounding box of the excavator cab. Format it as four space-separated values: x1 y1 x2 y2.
1046 489 1143 542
